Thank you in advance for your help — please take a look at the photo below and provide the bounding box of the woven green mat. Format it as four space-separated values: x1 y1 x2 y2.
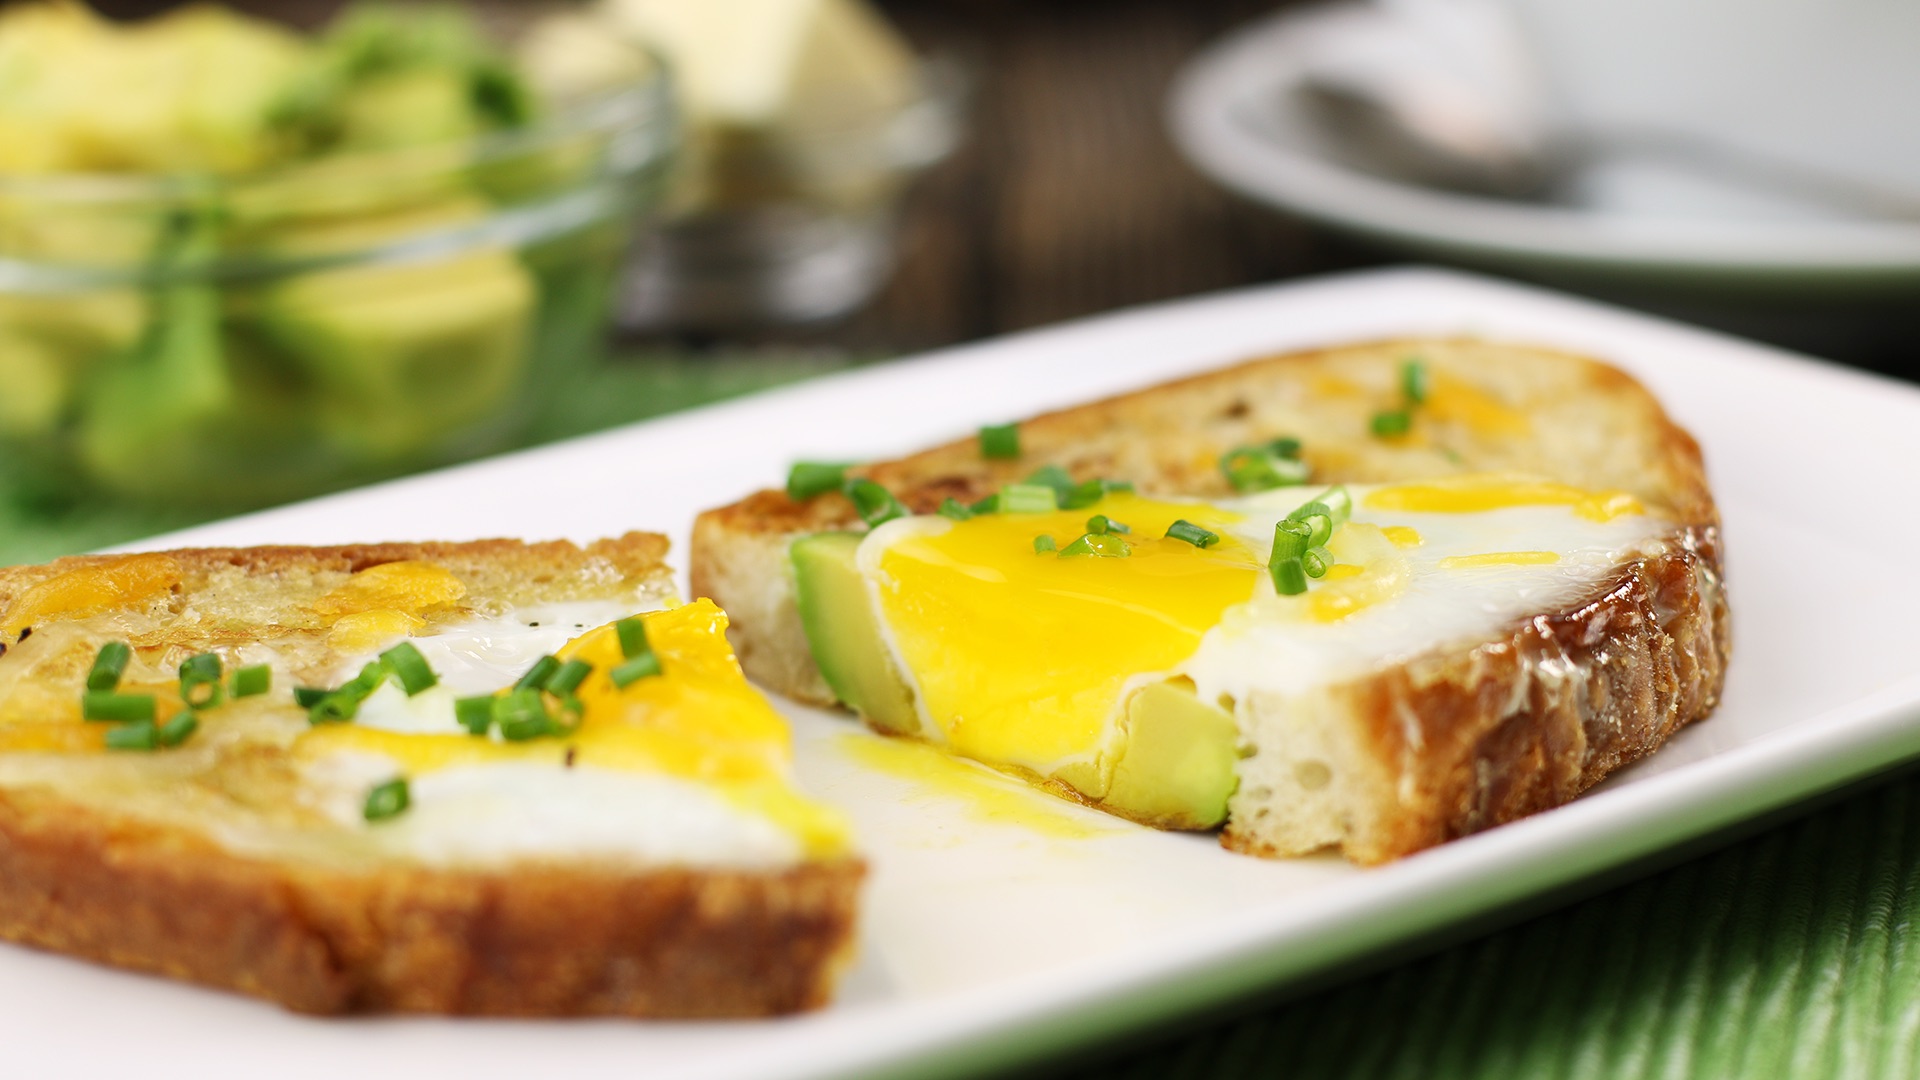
5 350 1916 1078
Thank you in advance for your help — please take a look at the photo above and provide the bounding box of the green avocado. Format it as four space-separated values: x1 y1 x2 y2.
253 232 535 461
1100 681 1240 830
790 531 920 734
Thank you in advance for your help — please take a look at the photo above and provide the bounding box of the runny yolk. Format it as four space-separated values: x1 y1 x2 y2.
1364 475 1645 522
872 493 1260 778
1440 551 1562 569
299 599 851 855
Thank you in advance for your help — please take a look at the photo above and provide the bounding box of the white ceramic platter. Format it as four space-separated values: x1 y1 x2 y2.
12 268 1920 1080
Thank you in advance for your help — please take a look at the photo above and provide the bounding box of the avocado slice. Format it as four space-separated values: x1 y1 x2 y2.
790 531 920 734
1101 681 1240 830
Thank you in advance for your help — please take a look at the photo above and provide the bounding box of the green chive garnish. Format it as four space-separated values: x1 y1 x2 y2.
293 686 328 708
455 695 495 736
1371 410 1412 437
104 720 158 751
230 664 271 698
1270 557 1309 595
308 694 360 725
86 642 131 692
979 423 1021 459
1312 485 1354 526
1063 478 1134 510
1060 533 1130 558
547 658 593 696
610 652 663 688
1166 520 1219 548
1086 514 1130 535
1024 465 1074 502
938 497 974 521
83 691 155 723
1303 546 1334 579
1222 439 1310 493
615 617 649 659
549 695 586 732
1401 359 1429 405
364 778 410 822
378 642 436 696
969 492 1002 514
999 483 1058 513
845 478 908 528
514 654 561 692
1034 535 1058 554
787 461 851 501
1271 520 1312 563
179 653 223 711
1287 502 1335 547
157 712 198 748
494 689 552 740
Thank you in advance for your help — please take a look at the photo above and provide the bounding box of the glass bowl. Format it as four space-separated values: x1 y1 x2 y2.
0 65 675 509
618 56 966 331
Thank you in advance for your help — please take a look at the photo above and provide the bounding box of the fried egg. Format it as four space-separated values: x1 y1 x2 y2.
855 474 1671 792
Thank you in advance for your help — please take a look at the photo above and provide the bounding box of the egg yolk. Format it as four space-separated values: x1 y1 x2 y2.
1365 475 1644 521
872 493 1261 779
300 599 850 855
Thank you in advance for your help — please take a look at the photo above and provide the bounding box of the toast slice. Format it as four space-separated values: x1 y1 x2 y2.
690 338 1729 864
0 535 862 1016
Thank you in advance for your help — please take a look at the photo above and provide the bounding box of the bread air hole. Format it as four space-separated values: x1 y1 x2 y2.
1294 760 1333 790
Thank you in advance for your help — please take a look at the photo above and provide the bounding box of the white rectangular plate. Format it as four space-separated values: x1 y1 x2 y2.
11 268 1920 1080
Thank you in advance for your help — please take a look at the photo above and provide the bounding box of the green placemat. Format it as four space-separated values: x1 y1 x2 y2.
0 349 856 566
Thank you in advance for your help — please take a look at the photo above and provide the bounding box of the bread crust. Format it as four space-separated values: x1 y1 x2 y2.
1224 524 1728 864
0 534 863 1016
0 786 863 1016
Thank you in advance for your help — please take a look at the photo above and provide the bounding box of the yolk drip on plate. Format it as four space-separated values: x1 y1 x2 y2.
872 493 1261 777
301 599 851 855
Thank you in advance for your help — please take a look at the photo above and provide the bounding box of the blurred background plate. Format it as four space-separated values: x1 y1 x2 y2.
1168 1 1920 296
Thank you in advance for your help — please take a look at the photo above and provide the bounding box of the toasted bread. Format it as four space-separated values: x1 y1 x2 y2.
690 338 1729 863
0 536 862 1016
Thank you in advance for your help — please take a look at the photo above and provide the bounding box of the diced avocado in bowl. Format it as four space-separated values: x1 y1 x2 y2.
0 0 673 507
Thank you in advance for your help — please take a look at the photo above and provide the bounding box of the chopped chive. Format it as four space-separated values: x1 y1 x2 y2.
1371 410 1412 436
1086 514 1130 535
1286 501 1335 546
308 693 360 725
1313 485 1354 525
1221 439 1311 493
455 695 495 736
104 720 158 751
937 497 975 521
1401 359 1429 405
969 492 1002 514
615 617 649 660
514 654 562 692
1166 520 1220 548
293 686 329 708
345 660 391 698
999 483 1058 513
179 652 224 711
610 652 663 688
156 712 198 748
547 658 593 696
1270 557 1309 596
1302 546 1334 579
1271 520 1312 563
845 478 908 528
86 642 132 692
1060 533 1130 558
786 461 851 501
1063 478 1134 510
549 695 586 732
83 691 156 723
1024 464 1074 502
493 688 550 740
979 423 1021 459
1033 535 1058 554
380 642 437 696
363 778 410 822
229 664 271 698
